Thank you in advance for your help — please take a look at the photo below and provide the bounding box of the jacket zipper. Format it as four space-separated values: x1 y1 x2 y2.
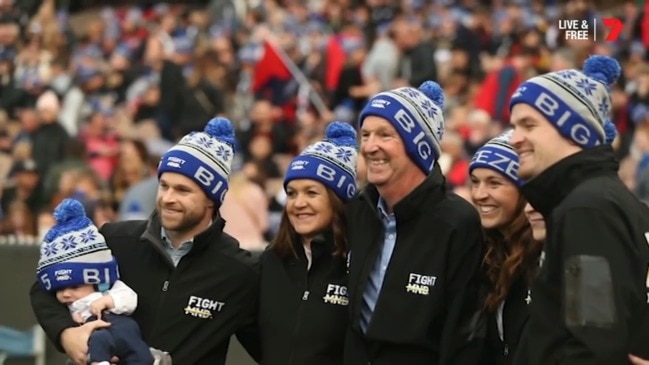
287 268 310 365
140 227 185 336
149 247 183 341
148 274 172 340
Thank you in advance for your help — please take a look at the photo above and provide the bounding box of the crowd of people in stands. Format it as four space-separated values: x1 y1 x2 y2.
0 0 648 253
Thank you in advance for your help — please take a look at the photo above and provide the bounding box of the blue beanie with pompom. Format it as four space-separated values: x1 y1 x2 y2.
37 199 119 292
509 55 621 148
158 117 237 206
284 121 358 201
358 80 446 174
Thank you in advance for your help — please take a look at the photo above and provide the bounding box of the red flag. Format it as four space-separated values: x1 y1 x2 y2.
324 36 346 92
252 41 291 93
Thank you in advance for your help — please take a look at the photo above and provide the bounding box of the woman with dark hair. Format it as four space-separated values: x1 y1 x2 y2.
258 121 357 365
468 130 542 365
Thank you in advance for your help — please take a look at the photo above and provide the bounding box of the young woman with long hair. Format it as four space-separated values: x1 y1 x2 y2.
469 130 543 365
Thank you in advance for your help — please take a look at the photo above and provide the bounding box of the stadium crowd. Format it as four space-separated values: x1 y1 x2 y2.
0 0 647 245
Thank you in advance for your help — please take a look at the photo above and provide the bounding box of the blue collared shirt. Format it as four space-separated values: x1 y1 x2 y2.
360 198 397 333
160 228 194 267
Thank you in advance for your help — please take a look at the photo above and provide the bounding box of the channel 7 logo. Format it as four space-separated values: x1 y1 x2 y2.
559 17 623 42
601 18 623 42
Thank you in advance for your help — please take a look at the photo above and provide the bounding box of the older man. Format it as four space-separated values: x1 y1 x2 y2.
344 81 484 365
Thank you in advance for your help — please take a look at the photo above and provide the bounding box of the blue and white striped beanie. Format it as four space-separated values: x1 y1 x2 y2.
469 130 521 186
509 55 621 148
37 199 118 292
284 122 358 201
158 117 236 206
359 81 446 175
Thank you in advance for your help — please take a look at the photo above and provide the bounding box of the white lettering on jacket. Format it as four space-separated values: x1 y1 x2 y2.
184 295 225 319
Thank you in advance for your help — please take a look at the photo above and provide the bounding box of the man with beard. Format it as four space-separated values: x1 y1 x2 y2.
30 117 260 365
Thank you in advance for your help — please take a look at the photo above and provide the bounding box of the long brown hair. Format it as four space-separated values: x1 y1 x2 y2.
269 188 348 259
483 196 543 311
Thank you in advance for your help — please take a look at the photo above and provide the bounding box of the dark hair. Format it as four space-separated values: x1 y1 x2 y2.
269 188 347 258
483 196 543 311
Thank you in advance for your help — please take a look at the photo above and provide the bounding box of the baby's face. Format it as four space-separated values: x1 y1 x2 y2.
56 284 95 305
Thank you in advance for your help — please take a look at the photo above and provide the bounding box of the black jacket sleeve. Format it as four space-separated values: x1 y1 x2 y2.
234 264 262 362
439 212 485 364
29 281 78 353
558 207 645 364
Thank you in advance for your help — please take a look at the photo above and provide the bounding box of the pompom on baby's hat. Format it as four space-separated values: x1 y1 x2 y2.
36 199 118 292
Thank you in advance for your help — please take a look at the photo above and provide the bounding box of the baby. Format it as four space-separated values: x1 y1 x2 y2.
37 199 153 365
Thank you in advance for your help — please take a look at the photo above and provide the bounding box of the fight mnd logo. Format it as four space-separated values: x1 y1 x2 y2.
405 273 437 295
558 18 623 41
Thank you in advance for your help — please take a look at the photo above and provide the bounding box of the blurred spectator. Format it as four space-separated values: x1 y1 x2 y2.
179 49 226 135
473 50 536 125
0 199 36 236
1 158 41 219
117 153 158 221
439 131 470 189
220 171 269 252
81 108 120 182
0 0 645 250
42 137 94 206
392 17 438 87
549 46 578 71
332 34 371 124
0 45 23 116
31 90 69 177
238 99 293 160
362 23 398 92
111 138 150 203
142 35 185 141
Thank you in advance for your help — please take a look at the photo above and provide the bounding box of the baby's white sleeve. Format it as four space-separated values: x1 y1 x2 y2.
107 280 138 315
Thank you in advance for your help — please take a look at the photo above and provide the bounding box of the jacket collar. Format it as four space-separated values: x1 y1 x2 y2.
284 230 339 285
289 230 336 263
361 163 447 220
522 145 619 217
309 230 336 262
142 211 227 254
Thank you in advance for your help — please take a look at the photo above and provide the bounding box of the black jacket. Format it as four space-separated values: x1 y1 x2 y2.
480 275 531 365
514 146 649 365
31 122 69 177
30 213 260 365
179 79 225 136
343 165 484 365
397 42 438 86
259 232 348 365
